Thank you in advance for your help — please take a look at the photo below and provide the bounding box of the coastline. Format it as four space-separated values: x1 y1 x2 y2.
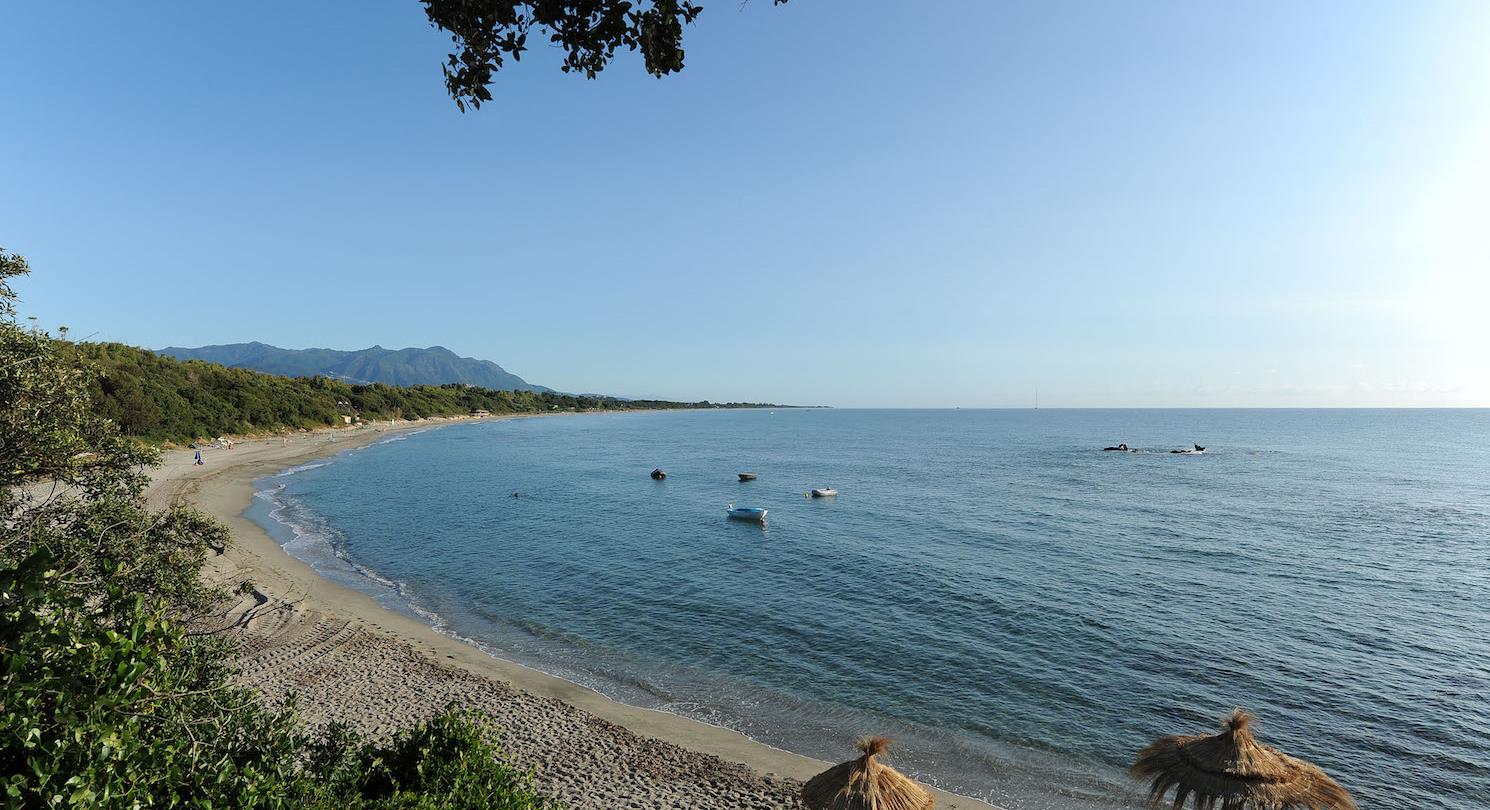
150 414 1000 810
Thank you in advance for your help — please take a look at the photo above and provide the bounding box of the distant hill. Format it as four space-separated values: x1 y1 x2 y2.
157 342 550 392
70 341 762 444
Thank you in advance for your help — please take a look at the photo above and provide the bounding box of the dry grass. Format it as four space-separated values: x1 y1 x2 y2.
801 736 934 810
1130 710 1357 810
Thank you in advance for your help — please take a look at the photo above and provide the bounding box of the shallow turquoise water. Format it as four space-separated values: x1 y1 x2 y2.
249 409 1490 809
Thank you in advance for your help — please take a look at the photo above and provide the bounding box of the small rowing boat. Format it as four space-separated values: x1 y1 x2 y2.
726 504 767 521
809 488 838 498
738 472 758 481
651 468 667 480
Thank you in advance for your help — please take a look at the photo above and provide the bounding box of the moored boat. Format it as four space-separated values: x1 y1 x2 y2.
651 468 667 480
738 472 758 481
726 504 767 521
809 488 838 498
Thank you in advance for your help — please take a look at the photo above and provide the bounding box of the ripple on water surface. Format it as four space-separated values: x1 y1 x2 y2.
252 409 1490 810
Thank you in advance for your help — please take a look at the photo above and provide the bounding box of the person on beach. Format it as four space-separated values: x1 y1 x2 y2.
194 449 203 465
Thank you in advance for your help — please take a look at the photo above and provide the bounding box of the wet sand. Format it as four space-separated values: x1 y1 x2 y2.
152 416 999 809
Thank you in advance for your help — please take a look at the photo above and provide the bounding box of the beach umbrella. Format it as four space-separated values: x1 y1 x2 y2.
802 736 934 810
1130 710 1356 810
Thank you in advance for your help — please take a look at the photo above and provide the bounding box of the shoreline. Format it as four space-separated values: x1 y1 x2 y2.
150 414 1000 810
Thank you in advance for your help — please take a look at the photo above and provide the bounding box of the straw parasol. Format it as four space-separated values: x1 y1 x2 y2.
802 736 934 810
1130 710 1356 810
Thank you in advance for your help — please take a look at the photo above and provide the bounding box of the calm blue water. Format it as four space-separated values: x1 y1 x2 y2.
249 409 1490 810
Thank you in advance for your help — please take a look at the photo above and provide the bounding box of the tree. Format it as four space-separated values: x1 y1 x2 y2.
0 553 309 808
1 554 552 808
0 250 554 808
0 247 226 621
422 0 790 111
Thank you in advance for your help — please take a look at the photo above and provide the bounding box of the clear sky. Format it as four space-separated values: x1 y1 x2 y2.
2 2 1487 407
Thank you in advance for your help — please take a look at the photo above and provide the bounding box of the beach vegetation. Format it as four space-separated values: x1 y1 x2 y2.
1 551 553 808
57 340 774 445
301 709 553 809
0 248 556 808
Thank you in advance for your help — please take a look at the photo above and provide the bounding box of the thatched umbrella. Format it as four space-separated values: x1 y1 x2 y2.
1130 710 1356 810
802 736 934 810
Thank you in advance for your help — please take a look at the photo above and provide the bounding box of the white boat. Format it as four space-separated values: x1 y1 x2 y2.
726 504 767 521
809 488 838 498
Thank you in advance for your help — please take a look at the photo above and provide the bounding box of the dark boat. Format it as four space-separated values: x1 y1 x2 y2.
1103 443 1130 452
738 472 758 481
651 468 667 480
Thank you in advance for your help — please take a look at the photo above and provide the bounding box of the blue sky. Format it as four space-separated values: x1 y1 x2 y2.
2 2 1486 406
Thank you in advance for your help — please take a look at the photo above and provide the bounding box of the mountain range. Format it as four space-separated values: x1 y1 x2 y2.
157 342 549 391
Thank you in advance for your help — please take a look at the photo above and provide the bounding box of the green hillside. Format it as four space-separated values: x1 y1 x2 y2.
158 342 550 391
67 341 767 444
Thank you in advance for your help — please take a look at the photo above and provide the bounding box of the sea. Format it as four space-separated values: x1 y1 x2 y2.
247 408 1490 810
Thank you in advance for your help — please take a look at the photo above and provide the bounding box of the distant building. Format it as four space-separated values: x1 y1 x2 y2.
470 409 491 417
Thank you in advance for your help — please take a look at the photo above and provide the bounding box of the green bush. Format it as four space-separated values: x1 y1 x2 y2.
302 710 553 809
61 340 776 445
0 553 554 808
0 551 306 808
1 249 557 809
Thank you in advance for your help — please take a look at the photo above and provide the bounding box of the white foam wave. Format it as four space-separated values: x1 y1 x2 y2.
274 460 332 477
377 428 430 445
255 480 461 639
258 484 340 559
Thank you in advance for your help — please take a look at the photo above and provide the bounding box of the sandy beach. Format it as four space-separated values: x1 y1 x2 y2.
151 416 998 810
